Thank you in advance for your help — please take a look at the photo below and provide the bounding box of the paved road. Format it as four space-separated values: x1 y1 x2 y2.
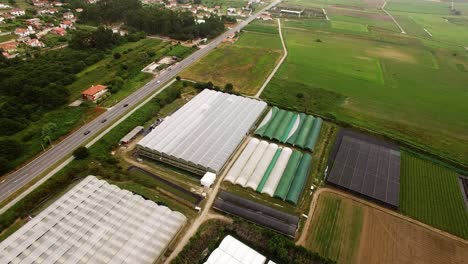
0 1 281 205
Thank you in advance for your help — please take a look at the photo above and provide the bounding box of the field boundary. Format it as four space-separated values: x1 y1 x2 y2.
297 188 468 245
381 0 406 34
255 18 288 98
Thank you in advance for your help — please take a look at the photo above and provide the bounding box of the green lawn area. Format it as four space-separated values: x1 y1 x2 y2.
331 20 369 33
67 39 169 102
305 192 364 263
0 33 15 43
181 29 283 95
400 152 468 239
261 19 468 166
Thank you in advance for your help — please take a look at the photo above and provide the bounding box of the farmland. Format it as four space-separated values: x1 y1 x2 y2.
306 192 364 263
261 16 468 166
305 190 468 264
181 23 283 95
400 152 468 239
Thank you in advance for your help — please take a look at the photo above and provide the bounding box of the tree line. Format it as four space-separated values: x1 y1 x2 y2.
78 0 225 40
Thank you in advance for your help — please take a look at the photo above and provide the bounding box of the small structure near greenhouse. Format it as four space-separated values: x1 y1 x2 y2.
137 89 267 175
81 84 108 102
458 175 468 209
205 235 272 264
0 176 187 263
120 126 144 145
255 107 323 151
225 137 312 205
213 191 299 238
326 129 401 208
201 171 216 188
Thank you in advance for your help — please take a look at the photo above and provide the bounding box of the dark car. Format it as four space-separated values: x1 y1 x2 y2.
84 130 91 135
101 119 107 123
123 103 129 107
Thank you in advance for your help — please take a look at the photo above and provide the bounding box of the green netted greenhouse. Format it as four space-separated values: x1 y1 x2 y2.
255 107 323 151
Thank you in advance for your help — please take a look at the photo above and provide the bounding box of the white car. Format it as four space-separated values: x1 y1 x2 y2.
157 80 160 84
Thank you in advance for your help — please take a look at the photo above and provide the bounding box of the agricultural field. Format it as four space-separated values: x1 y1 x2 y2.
181 23 283 95
400 152 468 239
306 192 364 263
305 191 468 264
261 17 468 166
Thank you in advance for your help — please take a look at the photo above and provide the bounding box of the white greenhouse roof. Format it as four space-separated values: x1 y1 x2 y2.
0 176 186 264
138 89 267 173
204 235 267 264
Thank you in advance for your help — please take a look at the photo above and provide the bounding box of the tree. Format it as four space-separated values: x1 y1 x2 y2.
224 83 234 92
113 52 121 59
73 146 90 160
207 81 214 89
0 139 23 159
176 76 181 81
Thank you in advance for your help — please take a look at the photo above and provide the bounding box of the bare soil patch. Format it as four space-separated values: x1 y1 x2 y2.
328 7 391 21
368 47 417 63
358 204 468 264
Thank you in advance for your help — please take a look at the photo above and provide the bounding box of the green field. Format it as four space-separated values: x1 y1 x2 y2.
181 26 283 95
331 20 368 32
386 0 451 15
261 17 468 166
306 192 364 263
400 152 468 239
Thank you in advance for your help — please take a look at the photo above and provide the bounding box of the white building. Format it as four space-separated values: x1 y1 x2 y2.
10 8 25 16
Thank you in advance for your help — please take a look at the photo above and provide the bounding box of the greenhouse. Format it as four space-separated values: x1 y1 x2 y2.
0 176 186 264
204 235 267 264
225 138 313 205
213 192 299 238
255 107 323 151
138 89 267 174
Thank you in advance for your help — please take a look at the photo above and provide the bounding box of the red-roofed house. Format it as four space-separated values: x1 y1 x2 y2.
51 27 66 36
0 41 18 53
60 20 73 29
81 85 108 101
27 38 45 48
15 27 32 37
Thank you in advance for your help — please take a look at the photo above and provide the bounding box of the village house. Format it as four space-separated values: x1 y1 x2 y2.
15 27 35 37
0 3 11 9
51 27 66 36
0 41 18 54
81 85 108 102
10 8 25 17
75 8 84 13
32 0 48 7
52 1 64 7
63 12 74 20
0 17 4 24
39 8 58 15
27 38 45 48
227 7 237 15
60 20 74 29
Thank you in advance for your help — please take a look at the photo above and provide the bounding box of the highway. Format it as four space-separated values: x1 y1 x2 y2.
0 1 281 205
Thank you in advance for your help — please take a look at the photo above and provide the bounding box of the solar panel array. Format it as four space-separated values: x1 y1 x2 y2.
138 89 267 174
327 135 401 207
0 176 186 264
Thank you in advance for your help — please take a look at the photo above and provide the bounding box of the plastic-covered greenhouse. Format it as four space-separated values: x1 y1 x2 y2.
255 107 323 151
0 176 186 264
138 89 267 174
224 138 312 205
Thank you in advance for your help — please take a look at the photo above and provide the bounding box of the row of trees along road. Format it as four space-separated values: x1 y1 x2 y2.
78 0 226 40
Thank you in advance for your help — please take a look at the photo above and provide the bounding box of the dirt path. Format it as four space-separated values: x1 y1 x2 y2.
162 140 244 263
381 0 406 34
254 18 288 98
297 188 468 246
